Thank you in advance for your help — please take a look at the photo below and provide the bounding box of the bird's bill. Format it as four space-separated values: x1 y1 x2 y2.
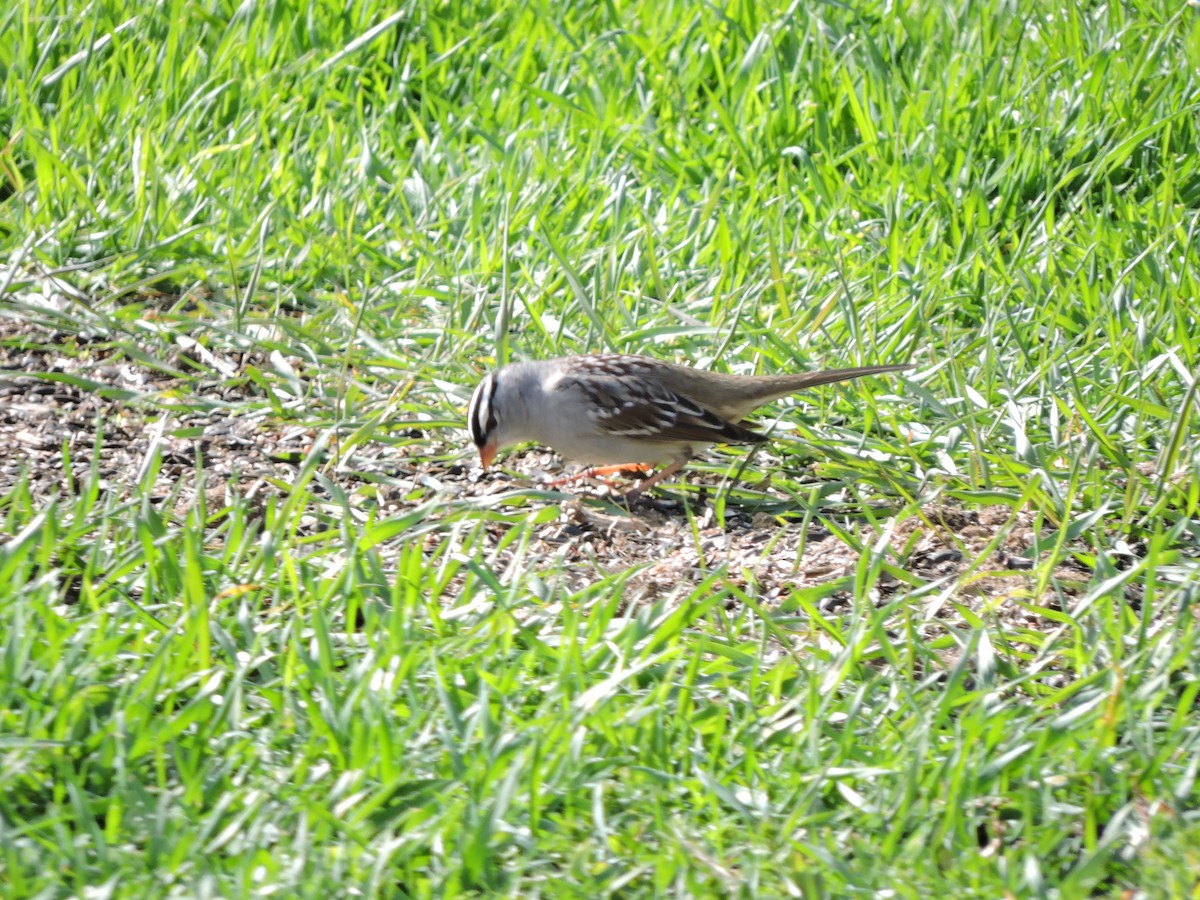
479 442 497 469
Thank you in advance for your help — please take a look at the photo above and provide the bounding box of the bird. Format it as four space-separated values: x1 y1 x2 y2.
467 353 911 499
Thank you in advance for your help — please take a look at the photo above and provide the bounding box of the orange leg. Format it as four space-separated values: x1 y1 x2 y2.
547 463 653 489
621 457 688 501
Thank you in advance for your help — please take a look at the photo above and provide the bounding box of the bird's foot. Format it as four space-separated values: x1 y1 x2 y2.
547 464 654 491
619 459 687 502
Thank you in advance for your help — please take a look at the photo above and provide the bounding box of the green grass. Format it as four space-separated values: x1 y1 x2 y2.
3 0 1200 895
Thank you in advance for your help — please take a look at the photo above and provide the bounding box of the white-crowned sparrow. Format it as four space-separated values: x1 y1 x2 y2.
467 354 911 498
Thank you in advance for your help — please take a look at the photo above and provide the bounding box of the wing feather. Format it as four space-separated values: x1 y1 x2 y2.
557 361 763 446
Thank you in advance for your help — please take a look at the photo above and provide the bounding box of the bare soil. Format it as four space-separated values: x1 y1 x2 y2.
1 314 1106 644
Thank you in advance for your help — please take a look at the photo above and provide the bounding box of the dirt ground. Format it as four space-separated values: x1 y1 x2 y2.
1 313 1106 643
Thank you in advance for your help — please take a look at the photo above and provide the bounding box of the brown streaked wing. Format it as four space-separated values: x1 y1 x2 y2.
560 369 764 445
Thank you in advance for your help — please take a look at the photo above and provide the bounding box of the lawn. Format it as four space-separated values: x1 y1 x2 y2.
2 0 1200 895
